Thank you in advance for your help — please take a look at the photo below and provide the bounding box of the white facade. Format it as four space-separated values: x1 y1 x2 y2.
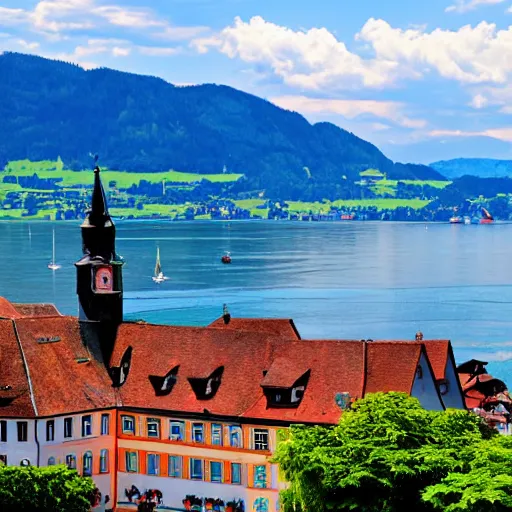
440 356 466 409
411 353 444 411
0 418 38 467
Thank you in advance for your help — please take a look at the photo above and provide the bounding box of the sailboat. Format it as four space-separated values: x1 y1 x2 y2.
47 229 61 271
152 246 169 283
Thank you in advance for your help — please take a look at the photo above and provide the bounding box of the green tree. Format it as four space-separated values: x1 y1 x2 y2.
274 392 508 512
0 465 96 512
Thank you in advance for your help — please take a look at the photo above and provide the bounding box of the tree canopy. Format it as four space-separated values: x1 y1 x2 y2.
0 464 96 512
274 392 512 512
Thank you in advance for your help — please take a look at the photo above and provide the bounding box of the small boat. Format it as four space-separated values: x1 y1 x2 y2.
152 246 169 283
449 216 463 224
480 207 494 224
47 229 61 270
464 216 471 225
221 252 232 264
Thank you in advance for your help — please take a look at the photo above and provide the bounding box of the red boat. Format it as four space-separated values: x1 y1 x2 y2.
221 253 232 264
480 208 494 224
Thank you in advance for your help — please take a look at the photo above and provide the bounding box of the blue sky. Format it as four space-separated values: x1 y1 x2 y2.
1 0 512 164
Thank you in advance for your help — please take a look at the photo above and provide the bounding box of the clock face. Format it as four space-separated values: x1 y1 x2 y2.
95 266 113 292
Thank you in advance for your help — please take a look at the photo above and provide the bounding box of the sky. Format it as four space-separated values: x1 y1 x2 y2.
1 0 512 164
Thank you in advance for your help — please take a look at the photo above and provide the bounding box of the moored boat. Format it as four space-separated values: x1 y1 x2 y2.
152 246 169 283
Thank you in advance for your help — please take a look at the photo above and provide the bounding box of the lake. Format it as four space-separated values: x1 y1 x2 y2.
1 220 511 380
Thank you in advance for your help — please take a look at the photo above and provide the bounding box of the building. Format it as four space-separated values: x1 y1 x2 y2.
456 359 512 434
0 168 466 512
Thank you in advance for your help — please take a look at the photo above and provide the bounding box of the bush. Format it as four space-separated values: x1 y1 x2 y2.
0 465 96 512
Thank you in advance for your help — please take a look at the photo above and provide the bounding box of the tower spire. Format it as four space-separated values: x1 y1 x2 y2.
76 163 124 366
90 166 109 227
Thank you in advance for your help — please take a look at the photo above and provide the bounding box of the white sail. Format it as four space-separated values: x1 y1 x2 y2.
152 245 168 283
48 229 61 270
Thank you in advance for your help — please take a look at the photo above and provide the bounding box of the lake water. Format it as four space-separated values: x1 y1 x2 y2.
1 220 511 381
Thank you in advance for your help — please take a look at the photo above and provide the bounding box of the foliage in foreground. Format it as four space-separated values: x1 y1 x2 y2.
0 465 96 512
274 392 512 512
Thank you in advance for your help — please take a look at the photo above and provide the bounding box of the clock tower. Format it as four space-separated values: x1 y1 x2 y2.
76 166 124 365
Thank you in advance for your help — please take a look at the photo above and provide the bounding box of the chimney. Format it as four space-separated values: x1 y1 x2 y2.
222 304 231 325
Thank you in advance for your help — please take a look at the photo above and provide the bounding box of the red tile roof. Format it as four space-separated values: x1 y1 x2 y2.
14 316 116 416
365 342 423 395
261 357 310 388
420 340 450 381
0 297 23 319
208 317 301 340
0 305 458 424
0 297 61 319
243 340 365 424
110 323 284 419
12 303 61 318
0 320 35 417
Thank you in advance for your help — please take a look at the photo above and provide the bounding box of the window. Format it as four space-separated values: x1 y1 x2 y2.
100 449 109 473
169 421 185 441
64 417 73 438
254 465 267 488
101 414 110 435
147 453 160 475
229 425 242 448
47 457 56 466
0 421 6 442
231 463 242 485
46 420 54 442
253 429 269 451
254 497 269 512
122 415 135 435
439 380 449 396
416 365 423 379
192 423 204 443
66 454 77 470
17 421 27 442
168 455 182 478
210 461 223 483
83 451 93 476
126 451 137 472
81 415 92 437
190 458 203 480
211 423 223 446
147 418 160 438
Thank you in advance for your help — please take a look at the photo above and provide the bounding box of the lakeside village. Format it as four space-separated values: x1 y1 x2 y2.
1 166 512 512
0 161 509 223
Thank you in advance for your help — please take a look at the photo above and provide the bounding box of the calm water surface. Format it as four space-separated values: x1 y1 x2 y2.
0 220 511 379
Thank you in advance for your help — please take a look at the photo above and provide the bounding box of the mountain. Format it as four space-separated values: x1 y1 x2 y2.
431 158 512 179
0 52 444 197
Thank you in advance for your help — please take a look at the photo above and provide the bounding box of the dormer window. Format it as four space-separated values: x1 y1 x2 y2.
261 362 310 409
188 366 224 401
111 347 132 387
149 365 179 397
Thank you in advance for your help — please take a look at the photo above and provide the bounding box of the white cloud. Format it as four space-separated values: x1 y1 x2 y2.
137 46 181 56
194 16 512 91
429 128 512 142
91 6 164 28
0 7 29 26
270 95 427 129
357 19 512 84
192 16 396 90
0 0 206 41
469 93 488 108
16 39 40 50
445 0 506 13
